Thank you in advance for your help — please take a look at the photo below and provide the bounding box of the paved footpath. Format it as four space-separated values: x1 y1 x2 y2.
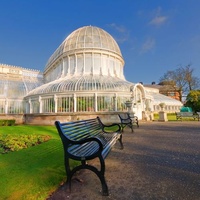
48 121 200 200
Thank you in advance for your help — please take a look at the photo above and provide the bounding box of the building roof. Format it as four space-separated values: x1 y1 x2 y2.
0 64 43 99
45 26 123 72
27 75 133 95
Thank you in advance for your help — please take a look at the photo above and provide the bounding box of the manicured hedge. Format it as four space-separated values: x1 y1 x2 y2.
0 119 15 126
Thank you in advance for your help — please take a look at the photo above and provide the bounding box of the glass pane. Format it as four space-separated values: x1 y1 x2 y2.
69 55 75 74
77 54 84 74
42 98 55 113
85 53 92 73
93 53 101 74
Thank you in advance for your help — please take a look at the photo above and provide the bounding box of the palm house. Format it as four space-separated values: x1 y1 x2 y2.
0 26 183 124
0 64 42 115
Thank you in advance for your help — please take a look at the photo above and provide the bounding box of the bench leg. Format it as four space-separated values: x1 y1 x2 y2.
100 177 109 196
131 125 134 132
65 157 109 196
121 124 134 132
80 162 109 196
98 156 109 196
66 176 72 193
128 123 134 132
65 158 88 193
64 157 73 193
121 124 125 132
118 134 124 149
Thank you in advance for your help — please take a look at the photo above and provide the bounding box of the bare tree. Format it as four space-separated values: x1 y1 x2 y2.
159 64 200 101
184 65 200 91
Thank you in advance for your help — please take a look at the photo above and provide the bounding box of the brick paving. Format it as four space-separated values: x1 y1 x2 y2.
48 121 200 200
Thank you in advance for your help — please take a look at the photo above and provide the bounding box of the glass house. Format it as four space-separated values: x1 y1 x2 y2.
0 26 183 124
24 26 147 119
0 64 43 115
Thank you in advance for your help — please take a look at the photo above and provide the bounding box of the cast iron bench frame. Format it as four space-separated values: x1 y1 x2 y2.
55 117 123 196
175 112 199 121
118 113 139 132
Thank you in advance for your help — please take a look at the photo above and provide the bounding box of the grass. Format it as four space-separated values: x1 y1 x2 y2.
153 113 198 121
1 117 196 199
0 123 123 199
153 113 176 121
0 125 76 200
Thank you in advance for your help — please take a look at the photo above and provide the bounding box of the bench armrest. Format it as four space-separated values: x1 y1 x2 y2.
102 123 121 133
97 117 121 133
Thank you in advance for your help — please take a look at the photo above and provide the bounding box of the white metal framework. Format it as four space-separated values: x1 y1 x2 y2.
0 26 183 118
0 64 43 114
24 26 141 114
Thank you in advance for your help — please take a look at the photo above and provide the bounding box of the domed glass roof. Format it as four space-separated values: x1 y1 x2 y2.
27 75 133 95
45 26 122 69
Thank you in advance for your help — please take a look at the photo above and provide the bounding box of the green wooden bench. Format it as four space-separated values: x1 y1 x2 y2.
118 113 139 132
55 117 123 196
175 112 199 121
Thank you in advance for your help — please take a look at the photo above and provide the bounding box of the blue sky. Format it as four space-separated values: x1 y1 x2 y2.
0 0 200 84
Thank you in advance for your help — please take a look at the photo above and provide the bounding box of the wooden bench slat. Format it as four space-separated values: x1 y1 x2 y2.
69 142 99 158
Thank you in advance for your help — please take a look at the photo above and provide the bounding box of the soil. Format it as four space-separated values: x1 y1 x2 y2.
47 121 200 200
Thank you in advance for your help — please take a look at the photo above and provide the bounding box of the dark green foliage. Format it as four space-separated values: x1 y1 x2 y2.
0 134 51 153
185 90 200 112
0 119 15 126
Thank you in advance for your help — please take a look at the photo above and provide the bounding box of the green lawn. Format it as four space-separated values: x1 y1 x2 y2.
1 116 196 199
153 113 198 121
0 125 73 200
153 113 177 121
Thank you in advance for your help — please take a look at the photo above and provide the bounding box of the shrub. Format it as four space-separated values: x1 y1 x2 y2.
0 134 51 154
0 119 15 126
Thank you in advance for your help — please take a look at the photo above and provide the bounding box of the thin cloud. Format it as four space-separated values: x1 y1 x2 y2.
107 23 129 43
149 16 168 26
109 23 126 33
140 38 155 54
149 7 168 26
